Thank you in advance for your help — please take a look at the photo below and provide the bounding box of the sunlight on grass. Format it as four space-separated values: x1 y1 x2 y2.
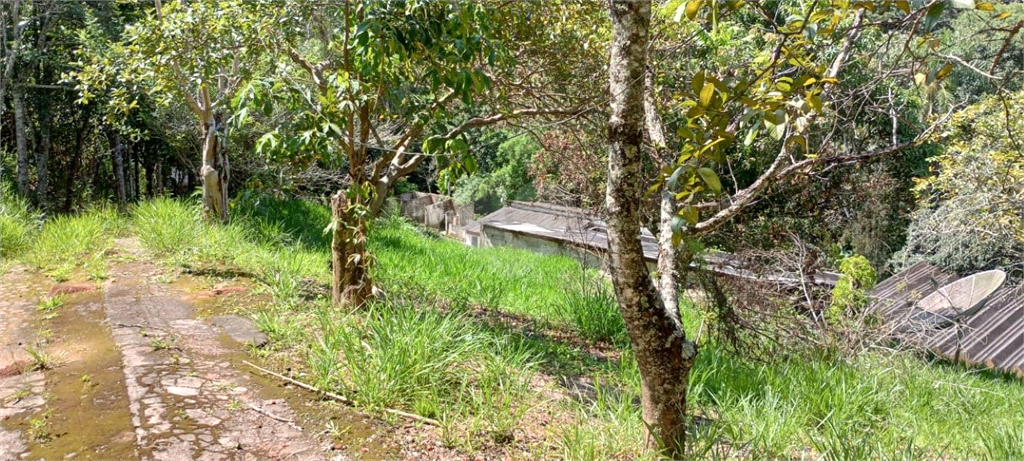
25 195 1021 460
22 205 121 274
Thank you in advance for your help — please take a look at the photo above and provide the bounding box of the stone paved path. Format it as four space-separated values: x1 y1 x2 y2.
0 240 386 460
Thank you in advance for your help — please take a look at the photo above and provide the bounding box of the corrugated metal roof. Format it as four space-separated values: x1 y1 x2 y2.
869 262 1024 377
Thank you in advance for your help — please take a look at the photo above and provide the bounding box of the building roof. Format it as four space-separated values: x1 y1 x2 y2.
478 201 660 260
476 201 840 286
869 261 1024 377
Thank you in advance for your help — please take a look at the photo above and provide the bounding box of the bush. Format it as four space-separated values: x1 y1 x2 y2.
828 254 877 321
893 91 1024 274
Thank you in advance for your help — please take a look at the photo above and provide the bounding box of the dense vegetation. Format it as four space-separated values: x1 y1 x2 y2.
3 194 1023 459
3 1 1023 459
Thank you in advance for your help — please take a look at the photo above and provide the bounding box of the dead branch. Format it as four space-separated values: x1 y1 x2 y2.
242 360 441 427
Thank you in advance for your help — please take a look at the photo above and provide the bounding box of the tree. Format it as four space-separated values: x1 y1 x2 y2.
77 0 269 221
603 0 1017 456
248 1 591 306
893 90 1024 274
606 2 696 456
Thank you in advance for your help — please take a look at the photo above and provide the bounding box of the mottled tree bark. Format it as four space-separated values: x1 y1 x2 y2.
330 190 373 307
644 63 683 320
13 82 30 197
200 112 230 222
606 1 696 457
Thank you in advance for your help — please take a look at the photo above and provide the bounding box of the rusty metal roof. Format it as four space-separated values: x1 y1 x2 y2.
869 261 1024 377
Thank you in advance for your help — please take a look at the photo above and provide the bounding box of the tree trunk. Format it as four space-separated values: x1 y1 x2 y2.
330 190 373 307
606 1 696 457
200 112 230 222
13 82 30 197
112 131 127 205
35 91 51 211
644 62 683 320
64 117 89 212
145 157 154 198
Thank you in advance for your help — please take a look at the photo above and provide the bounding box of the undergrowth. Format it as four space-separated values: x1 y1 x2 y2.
6 195 1022 460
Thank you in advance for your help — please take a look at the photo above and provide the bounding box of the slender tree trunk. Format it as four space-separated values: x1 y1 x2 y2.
644 63 683 318
145 157 154 198
64 118 89 212
330 190 372 307
200 112 230 221
131 144 140 201
606 2 696 457
112 131 127 205
35 91 51 210
13 82 30 197
156 162 164 195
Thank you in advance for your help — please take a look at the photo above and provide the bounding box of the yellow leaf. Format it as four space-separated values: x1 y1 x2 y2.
685 0 703 20
700 82 715 108
976 2 995 11
895 1 911 13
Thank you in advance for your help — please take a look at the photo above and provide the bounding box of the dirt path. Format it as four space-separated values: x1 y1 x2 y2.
0 239 394 460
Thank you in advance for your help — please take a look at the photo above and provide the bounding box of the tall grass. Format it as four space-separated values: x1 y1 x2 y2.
310 300 540 450
22 205 122 275
57 195 1023 460
1 181 38 259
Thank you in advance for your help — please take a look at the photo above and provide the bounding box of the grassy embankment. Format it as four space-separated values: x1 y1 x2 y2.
3 192 1023 460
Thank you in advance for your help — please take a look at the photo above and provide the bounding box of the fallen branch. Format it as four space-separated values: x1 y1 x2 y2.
247 403 302 431
242 360 440 427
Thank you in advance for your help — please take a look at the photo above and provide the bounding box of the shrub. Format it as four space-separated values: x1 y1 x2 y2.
828 254 877 321
893 90 1024 274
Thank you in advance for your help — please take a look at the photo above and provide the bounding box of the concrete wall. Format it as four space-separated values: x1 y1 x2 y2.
481 226 606 268
398 192 473 233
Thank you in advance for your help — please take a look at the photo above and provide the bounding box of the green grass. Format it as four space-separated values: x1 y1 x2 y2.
8 195 1022 460
21 205 122 276
1 181 38 259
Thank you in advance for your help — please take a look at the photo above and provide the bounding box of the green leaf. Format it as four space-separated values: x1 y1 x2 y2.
447 138 469 156
463 155 477 174
697 167 722 193
744 127 760 147
924 2 945 31
691 71 705 96
679 205 699 225
422 136 445 155
670 215 685 234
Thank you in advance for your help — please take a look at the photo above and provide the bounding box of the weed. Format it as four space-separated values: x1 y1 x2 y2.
148 335 179 351
27 408 54 443
25 345 61 371
47 265 72 283
37 294 66 314
325 420 350 439
7 388 32 404
226 398 243 411
0 181 38 258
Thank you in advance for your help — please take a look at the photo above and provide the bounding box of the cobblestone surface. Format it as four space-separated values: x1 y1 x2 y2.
0 240 370 460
